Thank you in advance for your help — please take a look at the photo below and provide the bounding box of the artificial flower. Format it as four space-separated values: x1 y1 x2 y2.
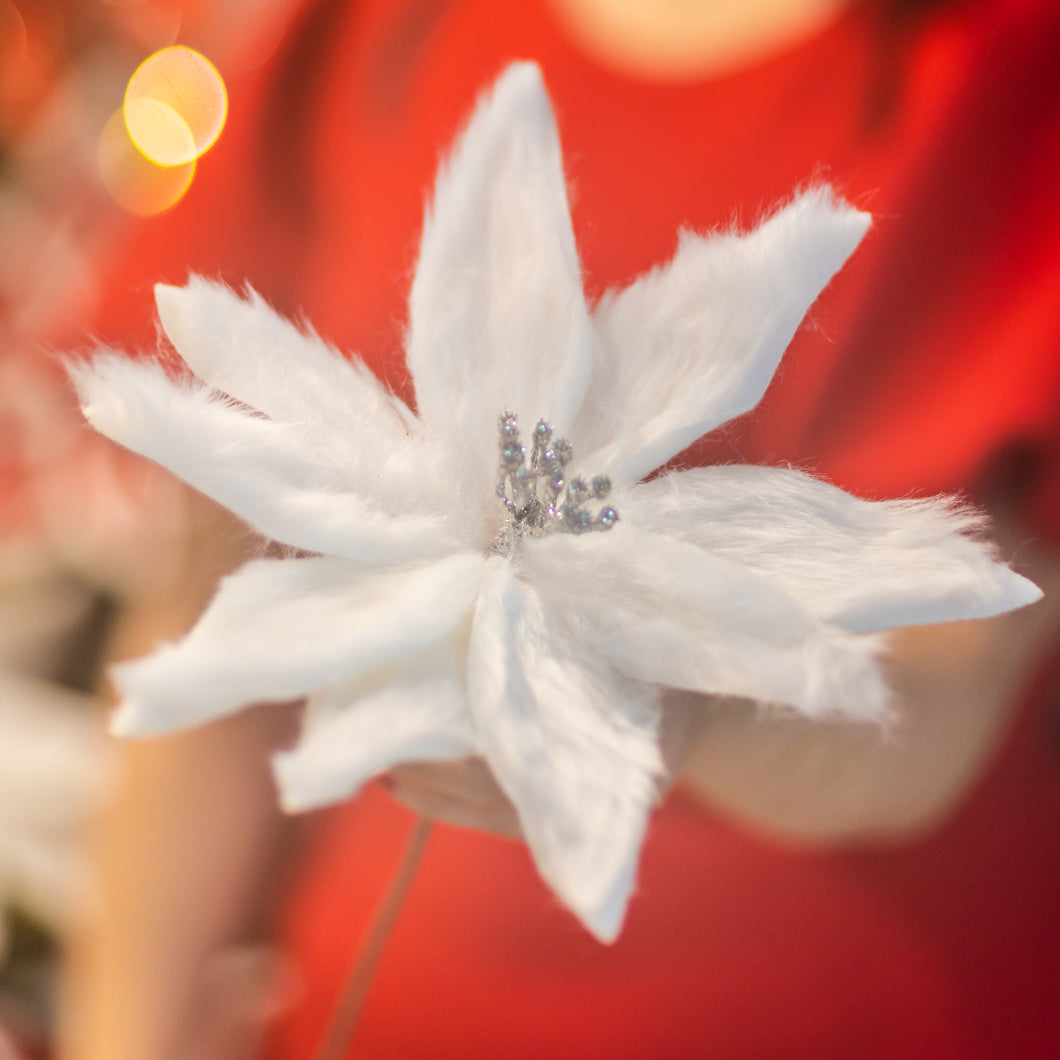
70 63 1039 941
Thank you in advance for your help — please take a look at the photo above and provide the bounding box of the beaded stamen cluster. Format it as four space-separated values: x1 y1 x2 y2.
494 410 617 544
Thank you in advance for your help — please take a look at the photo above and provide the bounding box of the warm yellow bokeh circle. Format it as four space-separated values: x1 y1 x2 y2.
124 45 227 166
99 108 196 216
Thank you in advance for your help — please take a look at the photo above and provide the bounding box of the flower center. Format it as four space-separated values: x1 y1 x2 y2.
493 410 618 552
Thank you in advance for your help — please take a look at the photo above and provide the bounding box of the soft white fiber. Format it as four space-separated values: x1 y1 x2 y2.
72 62 1041 942
154 280 440 514
111 553 483 736
524 530 891 721
576 188 871 484
620 466 1041 632
275 670 475 813
408 62 594 512
155 279 417 447
70 355 458 563
468 557 662 942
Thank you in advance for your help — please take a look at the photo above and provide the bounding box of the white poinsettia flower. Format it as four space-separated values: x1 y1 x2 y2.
70 63 1039 941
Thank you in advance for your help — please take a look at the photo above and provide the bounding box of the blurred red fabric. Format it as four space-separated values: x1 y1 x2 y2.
88 0 1060 1055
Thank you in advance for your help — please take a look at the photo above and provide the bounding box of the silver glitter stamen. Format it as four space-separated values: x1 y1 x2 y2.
494 410 620 542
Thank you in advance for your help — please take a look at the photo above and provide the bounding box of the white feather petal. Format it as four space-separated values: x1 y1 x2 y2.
622 466 1042 632
274 671 475 813
154 280 442 513
523 529 891 721
408 63 593 513
110 552 483 736
468 557 662 942
577 187 871 483
155 278 415 446
70 355 460 562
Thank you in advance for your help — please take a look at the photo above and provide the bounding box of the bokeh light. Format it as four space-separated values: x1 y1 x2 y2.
123 44 226 166
123 95 196 165
97 107 194 216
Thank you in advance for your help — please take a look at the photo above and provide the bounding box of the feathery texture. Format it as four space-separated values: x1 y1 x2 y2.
112 553 483 736
577 187 872 484
469 557 661 941
524 531 891 720
70 62 1041 941
71 356 457 562
154 279 430 505
408 63 594 514
275 667 475 813
622 466 1041 633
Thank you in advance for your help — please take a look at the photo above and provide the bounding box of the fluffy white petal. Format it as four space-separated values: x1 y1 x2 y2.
577 187 871 483
111 552 483 736
274 669 475 813
408 63 593 513
468 556 662 942
154 280 441 514
523 529 890 721
622 466 1042 632
70 355 460 562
